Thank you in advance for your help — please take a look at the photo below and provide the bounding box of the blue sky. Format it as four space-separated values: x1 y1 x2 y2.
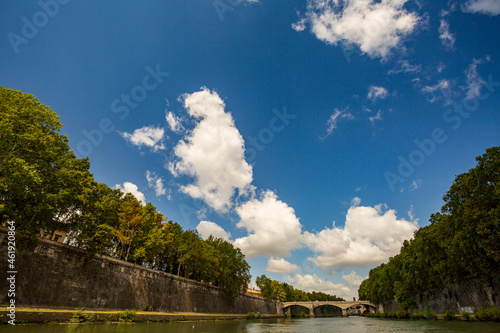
1 0 499 298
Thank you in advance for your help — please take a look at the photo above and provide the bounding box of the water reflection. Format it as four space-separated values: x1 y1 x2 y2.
0 317 498 333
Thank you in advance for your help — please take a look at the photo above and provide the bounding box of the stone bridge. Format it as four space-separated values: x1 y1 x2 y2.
277 301 379 318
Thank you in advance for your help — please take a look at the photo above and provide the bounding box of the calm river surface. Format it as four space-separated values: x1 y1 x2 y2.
1 317 498 333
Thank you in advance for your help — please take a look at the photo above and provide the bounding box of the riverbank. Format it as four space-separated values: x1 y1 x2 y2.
0 307 283 325
363 307 500 322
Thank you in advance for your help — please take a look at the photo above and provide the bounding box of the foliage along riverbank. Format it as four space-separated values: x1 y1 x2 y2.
358 147 499 311
363 306 500 322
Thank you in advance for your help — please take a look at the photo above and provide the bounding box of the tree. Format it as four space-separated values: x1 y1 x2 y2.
440 147 500 283
207 236 251 298
115 195 144 261
0 87 93 239
67 182 123 256
357 147 500 308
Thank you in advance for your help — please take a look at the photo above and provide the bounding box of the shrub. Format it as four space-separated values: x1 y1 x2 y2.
475 306 500 322
118 309 136 323
460 311 470 321
396 310 409 319
444 310 456 320
486 306 500 322
70 308 93 323
410 311 425 319
424 307 436 320
142 305 152 312
247 312 256 319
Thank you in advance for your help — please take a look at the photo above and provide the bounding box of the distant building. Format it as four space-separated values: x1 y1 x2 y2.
246 288 263 298
0 221 67 243
40 230 67 243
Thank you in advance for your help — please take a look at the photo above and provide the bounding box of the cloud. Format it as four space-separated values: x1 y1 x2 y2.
342 271 365 288
368 86 389 102
292 18 307 31
295 0 421 58
233 190 303 258
409 179 422 191
286 273 353 299
196 221 231 241
115 182 146 204
266 257 299 273
165 111 184 133
437 62 446 73
388 60 422 75
303 198 418 272
145 171 166 196
464 58 487 100
369 110 383 124
120 126 165 152
438 19 455 49
463 0 500 15
322 108 354 139
421 79 456 105
170 88 254 212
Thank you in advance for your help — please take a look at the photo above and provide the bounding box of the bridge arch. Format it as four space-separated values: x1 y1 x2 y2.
282 304 312 316
312 304 343 317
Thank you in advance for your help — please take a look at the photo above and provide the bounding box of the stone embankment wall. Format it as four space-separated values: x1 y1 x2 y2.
381 278 499 313
0 230 275 314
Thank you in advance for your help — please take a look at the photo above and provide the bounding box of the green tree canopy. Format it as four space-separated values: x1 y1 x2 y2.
256 274 343 302
358 147 500 309
0 87 93 237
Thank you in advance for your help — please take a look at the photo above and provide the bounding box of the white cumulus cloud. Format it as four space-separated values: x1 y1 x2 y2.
369 110 383 124
464 58 487 100
388 60 422 75
463 0 500 15
115 182 146 205
170 88 254 212
421 79 456 105
303 198 418 272
196 221 231 241
233 190 303 258
342 271 365 288
322 108 354 139
287 273 354 299
368 86 389 101
266 257 299 273
166 111 184 133
120 126 165 152
295 0 421 59
438 19 455 49
145 171 166 196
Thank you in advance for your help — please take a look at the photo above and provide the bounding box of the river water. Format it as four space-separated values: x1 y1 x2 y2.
0 317 498 332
